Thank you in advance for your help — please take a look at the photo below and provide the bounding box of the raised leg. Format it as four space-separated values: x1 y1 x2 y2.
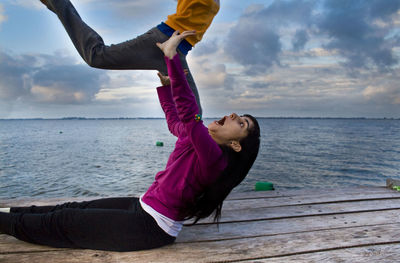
40 0 202 113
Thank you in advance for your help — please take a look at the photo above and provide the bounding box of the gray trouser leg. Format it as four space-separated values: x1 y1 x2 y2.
44 0 202 114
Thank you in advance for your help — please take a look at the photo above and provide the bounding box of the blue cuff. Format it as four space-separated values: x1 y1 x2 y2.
157 22 193 55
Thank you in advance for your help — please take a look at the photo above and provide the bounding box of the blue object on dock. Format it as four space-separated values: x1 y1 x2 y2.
156 141 164 147
255 181 274 191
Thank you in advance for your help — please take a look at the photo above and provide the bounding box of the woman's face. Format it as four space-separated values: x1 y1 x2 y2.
208 113 254 152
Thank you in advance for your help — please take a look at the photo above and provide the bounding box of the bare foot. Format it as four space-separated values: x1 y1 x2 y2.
156 30 196 59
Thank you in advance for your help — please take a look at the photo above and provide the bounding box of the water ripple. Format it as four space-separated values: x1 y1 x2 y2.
1 119 399 198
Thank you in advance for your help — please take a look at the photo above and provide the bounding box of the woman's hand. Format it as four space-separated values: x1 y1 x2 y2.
156 30 196 59
157 72 170 86
157 69 189 86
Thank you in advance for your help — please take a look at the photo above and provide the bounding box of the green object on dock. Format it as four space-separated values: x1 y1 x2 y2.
156 141 164 147
255 181 274 191
392 185 400 191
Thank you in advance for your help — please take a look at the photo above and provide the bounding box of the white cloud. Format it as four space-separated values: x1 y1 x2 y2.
11 1 42 9
95 87 152 102
363 85 387 99
0 4 7 25
307 48 338 57
362 81 400 105
31 85 87 103
189 58 228 89
79 0 175 24
93 70 160 106
0 50 109 105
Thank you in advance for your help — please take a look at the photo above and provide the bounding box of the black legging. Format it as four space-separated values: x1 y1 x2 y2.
0 197 175 251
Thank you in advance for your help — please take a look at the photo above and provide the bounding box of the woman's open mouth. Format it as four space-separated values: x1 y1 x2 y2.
216 116 226 126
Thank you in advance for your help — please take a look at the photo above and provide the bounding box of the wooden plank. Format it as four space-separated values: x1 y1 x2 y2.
0 197 109 208
1 223 399 263
193 199 400 224
2 191 399 220
227 186 389 200
223 191 400 211
2 209 399 252
239 244 400 263
177 209 400 243
2 191 398 213
0 186 389 207
0 234 63 253
3 192 398 231
4 192 398 229
1 187 397 261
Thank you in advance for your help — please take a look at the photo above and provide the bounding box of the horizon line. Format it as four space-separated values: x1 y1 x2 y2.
1 117 399 120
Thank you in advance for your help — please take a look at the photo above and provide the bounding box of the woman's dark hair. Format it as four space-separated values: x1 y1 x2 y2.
186 114 261 224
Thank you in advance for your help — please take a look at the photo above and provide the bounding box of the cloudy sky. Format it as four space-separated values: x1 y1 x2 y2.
0 0 399 118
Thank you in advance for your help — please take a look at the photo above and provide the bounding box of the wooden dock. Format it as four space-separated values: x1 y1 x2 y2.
1 185 400 262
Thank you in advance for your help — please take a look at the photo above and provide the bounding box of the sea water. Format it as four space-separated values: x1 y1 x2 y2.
0 118 399 199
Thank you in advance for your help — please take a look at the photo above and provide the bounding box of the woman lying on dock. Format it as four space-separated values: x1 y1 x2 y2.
0 31 260 252
38 0 221 114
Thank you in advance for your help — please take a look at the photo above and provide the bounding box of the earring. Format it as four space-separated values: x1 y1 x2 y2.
194 114 202 122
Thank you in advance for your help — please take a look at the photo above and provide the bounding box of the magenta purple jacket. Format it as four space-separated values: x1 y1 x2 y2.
141 54 227 221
